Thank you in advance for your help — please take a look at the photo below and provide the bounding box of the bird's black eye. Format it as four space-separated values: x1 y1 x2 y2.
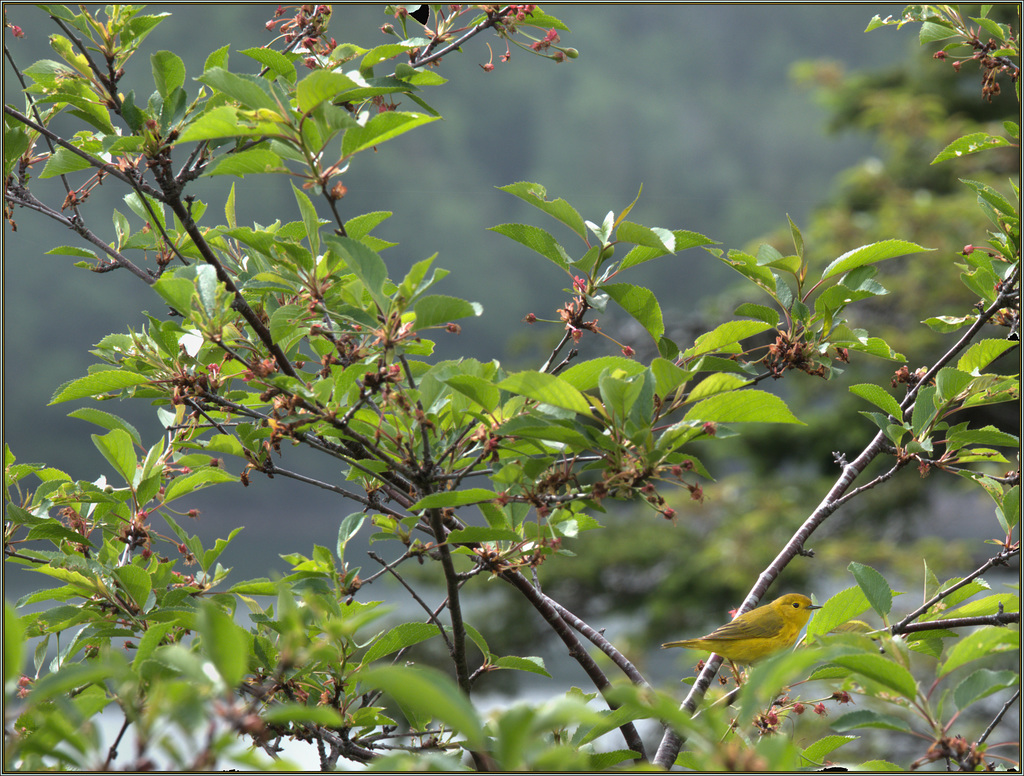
792 603 799 608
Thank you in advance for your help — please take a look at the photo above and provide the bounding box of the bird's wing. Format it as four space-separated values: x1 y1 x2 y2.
707 607 782 640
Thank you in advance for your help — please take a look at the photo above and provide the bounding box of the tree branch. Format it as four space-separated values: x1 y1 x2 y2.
893 546 1020 630
892 611 1019 634
408 7 510 69
3 106 164 199
501 569 648 761
3 183 155 284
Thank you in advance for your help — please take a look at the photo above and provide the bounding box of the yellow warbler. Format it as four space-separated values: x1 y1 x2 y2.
661 593 821 664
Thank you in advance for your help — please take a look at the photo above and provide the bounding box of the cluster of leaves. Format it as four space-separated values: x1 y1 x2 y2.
3 3 1020 771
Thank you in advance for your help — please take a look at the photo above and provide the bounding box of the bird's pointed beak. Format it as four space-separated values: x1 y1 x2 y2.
808 603 822 610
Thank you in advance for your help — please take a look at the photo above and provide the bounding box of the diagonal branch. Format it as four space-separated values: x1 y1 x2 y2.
4 184 155 284
408 7 511 70
3 106 165 199
501 569 648 761
893 546 1020 630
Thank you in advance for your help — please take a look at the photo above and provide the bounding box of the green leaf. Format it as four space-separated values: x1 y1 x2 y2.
956 338 1017 373
650 358 693 397
830 654 917 699
619 228 714 269
91 429 137 484
498 371 593 416
603 283 664 341
559 357 646 392
849 561 893 617
292 181 322 257
599 370 645 422
151 50 185 98
227 578 278 596
152 274 198 315
413 295 482 328
178 106 270 141
262 703 345 726
717 249 777 290
616 221 675 252
239 46 297 83
788 214 805 258
39 145 93 178
959 178 1017 218
44 244 98 259
296 68 361 112
25 656 126 705
132 622 176 669
337 513 365 564
832 709 913 733
362 622 442 664
4 125 30 177
733 303 779 326
910 385 938 438
932 133 1012 164
1000 486 1020 531
113 565 152 612
940 627 1020 677
163 467 237 503
67 408 142 445
806 586 873 639
683 389 803 424
801 734 858 763
924 314 975 333
849 384 903 420
410 489 498 510
685 373 749 403
326 236 388 306
488 223 571 271
685 320 772 357
205 148 285 177
341 111 439 158
496 182 587 240
197 600 249 688
358 665 484 750
25 521 92 548
935 367 975 403
204 44 229 72
444 375 500 412
820 240 932 281
4 602 25 684
447 527 522 543
492 655 551 676
197 67 278 111
346 210 393 241
953 669 1019 711
360 42 419 72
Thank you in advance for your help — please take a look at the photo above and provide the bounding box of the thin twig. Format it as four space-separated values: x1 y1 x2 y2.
3 184 156 284
260 461 408 519
367 551 453 653
977 689 1020 746
546 596 650 688
502 569 648 761
894 547 1020 630
3 43 84 224
408 7 510 69
3 106 164 198
893 611 1019 634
